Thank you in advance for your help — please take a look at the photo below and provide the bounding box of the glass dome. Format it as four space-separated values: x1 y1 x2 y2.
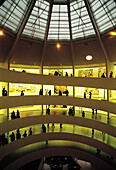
0 0 115 42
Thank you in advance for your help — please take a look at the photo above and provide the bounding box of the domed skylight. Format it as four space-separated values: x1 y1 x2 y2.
0 0 115 42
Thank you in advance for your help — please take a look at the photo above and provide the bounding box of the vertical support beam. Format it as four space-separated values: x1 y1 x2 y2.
67 0 75 101
84 0 110 77
40 1 53 114
67 0 75 76
40 0 53 73
84 0 110 120
3 0 36 68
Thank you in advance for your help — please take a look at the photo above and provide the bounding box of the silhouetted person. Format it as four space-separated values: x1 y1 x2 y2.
95 109 97 114
60 123 62 128
110 71 113 78
16 110 20 118
48 90 51 96
39 89 43 95
29 127 32 136
89 91 92 99
9 132 15 142
82 111 85 118
2 87 7 96
96 148 101 157
16 129 21 140
65 90 69 96
92 129 94 138
54 71 58 76
21 90 24 96
42 124 46 133
84 92 86 98
92 109 94 114
101 73 105 78
22 70 26 72
59 90 62 96
65 72 68 76
69 107 72 116
11 111 15 120
46 108 50 115
23 130 27 137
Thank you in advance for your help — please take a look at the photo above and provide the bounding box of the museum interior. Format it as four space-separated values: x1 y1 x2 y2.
0 0 116 169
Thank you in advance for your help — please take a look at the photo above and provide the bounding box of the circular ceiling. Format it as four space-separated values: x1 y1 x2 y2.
0 0 116 42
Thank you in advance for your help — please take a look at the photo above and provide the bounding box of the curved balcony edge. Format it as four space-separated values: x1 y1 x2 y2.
0 133 115 160
0 96 116 114
1 147 115 170
0 68 116 90
0 115 115 137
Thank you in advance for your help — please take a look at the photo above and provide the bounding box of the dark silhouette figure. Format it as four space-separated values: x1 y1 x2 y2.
42 124 46 133
101 73 105 78
95 109 97 114
22 70 26 72
89 91 92 99
39 89 43 95
54 71 58 76
29 127 32 136
21 90 24 96
48 90 51 95
110 71 113 78
69 107 72 116
92 109 94 114
46 108 50 115
23 130 27 137
65 90 69 96
82 111 85 118
11 111 15 120
92 129 94 138
9 132 15 142
2 87 7 96
16 129 21 140
16 110 20 118
59 90 62 96
84 92 86 98
96 149 101 157
60 123 62 128
65 72 68 76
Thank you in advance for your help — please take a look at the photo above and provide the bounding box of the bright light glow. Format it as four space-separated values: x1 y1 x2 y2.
0 30 4 36
110 32 116 36
56 43 61 48
86 55 92 61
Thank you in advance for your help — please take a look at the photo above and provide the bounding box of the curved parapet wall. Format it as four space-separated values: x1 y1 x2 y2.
0 68 116 90
0 115 115 137
0 133 115 160
1 147 115 170
0 96 116 114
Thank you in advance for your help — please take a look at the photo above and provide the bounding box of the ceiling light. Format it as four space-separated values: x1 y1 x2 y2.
110 32 116 36
86 55 92 61
0 30 4 36
56 43 61 49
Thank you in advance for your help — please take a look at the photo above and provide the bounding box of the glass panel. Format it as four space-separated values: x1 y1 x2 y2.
70 0 96 40
22 0 50 40
89 0 116 33
0 0 31 33
48 4 70 40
